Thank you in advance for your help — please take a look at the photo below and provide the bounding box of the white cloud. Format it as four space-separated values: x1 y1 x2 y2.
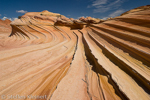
92 0 107 6
102 17 109 20
16 10 27 13
0 14 1 16
78 16 85 19
13 18 18 21
109 9 125 17
88 0 125 13
102 9 125 20
2 16 12 20
2 16 18 21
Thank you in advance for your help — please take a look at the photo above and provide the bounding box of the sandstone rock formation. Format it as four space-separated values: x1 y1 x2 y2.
0 19 11 34
0 5 150 100
0 19 12 50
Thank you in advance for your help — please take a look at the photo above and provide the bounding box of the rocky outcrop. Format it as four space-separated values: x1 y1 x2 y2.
0 6 150 100
0 19 12 50
0 19 11 33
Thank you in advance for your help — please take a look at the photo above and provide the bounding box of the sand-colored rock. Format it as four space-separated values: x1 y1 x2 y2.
0 19 12 50
79 16 101 24
0 6 150 100
0 19 11 33
121 5 150 16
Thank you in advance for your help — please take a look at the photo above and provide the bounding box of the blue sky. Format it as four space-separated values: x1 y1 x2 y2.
0 0 150 21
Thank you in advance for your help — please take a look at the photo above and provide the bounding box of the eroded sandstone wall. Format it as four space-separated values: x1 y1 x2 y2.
0 5 150 100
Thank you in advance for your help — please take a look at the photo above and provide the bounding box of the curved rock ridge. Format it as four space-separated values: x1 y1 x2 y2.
121 5 150 16
0 6 150 100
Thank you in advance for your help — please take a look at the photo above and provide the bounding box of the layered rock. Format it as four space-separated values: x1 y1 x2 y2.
0 6 150 100
0 19 11 33
0 19 12 50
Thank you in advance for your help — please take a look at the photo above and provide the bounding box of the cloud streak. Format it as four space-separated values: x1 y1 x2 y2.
16 10 28 13
89 0 125 13
92 0 107 6
102 9 125 20
2 16 18 21
109 9 125 17
2 16 11 20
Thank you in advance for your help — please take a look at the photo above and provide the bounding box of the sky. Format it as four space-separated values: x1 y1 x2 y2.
0 0 150 21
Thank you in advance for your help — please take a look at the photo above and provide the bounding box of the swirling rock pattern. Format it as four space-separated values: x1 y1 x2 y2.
0 6 150 100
